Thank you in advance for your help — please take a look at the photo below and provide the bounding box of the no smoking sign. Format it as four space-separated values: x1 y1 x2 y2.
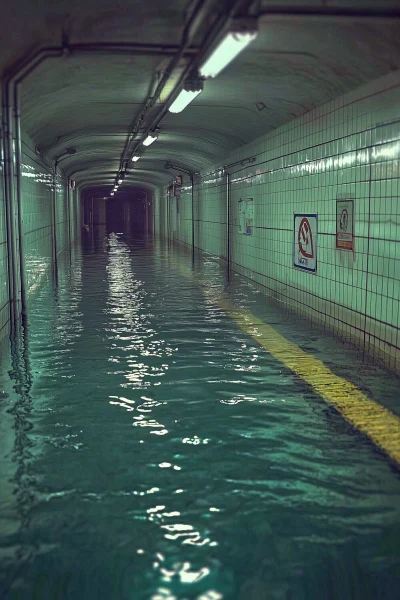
293 213 318 273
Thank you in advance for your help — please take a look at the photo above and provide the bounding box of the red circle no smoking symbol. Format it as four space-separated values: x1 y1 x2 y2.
298 217 314 259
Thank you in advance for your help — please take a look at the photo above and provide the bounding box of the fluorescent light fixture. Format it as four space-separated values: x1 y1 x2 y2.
199 20 258 79
169 90 201 114
169 78 204 113
131 155 141 162
118 178 123 184
110 192 114 196
143 131 159 147
114 186 118 191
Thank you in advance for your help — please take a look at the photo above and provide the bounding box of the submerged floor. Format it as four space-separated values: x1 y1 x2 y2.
1 234 400 599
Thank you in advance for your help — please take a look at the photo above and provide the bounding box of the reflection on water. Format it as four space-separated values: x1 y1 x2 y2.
0 233 400 600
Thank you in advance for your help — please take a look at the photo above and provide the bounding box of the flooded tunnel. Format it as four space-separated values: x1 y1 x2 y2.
82 188 153 236
1 1 400 599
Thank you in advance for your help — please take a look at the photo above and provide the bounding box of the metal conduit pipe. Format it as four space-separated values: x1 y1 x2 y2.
3 53 56 327
120 0 219 168
2 39 185 330
1 79 18 328
191 174 195 265
2 47 64 332
164 162 196 262
130 0 255 157
4 41 197 81
66 178 71 255
257 6 400 21
226 172 231 280
65 42 198 56
129 0 399 172
52 165 58 282
13 84 27 321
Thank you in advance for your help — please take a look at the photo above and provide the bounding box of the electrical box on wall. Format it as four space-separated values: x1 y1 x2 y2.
238 198 254 234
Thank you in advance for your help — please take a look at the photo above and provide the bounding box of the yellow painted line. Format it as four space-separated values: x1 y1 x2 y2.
219 298 400 466
166 252 400 465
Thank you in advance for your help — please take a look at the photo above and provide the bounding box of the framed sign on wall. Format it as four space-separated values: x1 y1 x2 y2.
238 198 254 235
336 196 354 251
293 213 318 273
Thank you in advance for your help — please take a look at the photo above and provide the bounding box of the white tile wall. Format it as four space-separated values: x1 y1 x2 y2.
0 133 75 342
157 70 400 372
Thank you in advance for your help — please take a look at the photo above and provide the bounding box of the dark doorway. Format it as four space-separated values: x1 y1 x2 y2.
106 192 153 235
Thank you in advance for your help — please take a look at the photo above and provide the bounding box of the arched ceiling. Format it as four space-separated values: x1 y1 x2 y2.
2 0 400 196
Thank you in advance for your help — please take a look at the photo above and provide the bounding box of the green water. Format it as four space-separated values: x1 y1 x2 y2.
1 234 400 600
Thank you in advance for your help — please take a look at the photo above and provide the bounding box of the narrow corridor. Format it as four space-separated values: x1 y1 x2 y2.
1 236 399 599
1 1 400 598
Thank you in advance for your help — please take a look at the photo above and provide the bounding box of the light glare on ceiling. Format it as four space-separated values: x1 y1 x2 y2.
199 29 257 78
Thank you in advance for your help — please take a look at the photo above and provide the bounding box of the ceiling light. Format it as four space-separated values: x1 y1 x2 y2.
169 78 204 114
118 178 123 184
199 19 258 79
143 131 159 147
110 192 114 196
114 186 118 191
131 155 141 162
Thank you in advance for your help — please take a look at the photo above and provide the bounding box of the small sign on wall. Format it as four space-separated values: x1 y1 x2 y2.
238 199 245 234
245 198 254 234
293 213 318 273
238 198 254 235
336 196 354 251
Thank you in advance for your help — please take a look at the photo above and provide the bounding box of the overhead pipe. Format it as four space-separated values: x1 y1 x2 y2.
130 0 399 165
65 42 198 56
4 40 159 329
2 47 64 332
130 0 255 158
2 49 62 331
120 0 220 169
258 5 400 21
4 42 198 81
127 1 255 254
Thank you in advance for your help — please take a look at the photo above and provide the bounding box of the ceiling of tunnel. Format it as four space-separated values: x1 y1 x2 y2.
85 185 151 200
2 0 400 194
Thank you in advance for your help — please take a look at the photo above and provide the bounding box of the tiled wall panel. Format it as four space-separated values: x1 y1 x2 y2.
21 145 54 298
0 134 77 342
55 174 69 254
21 140 71 303
162 70 400 372
154 188 167 240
